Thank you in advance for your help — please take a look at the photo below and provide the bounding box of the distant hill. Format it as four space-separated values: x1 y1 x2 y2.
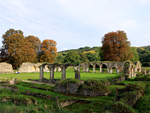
58 45 150 54
58 46 100 55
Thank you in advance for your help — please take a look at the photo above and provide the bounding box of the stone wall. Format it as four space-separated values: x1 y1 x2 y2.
0 62 13 74
18 62 49 73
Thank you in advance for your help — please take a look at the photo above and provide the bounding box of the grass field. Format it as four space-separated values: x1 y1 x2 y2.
1 73 150 112
0 72 119 80
3 67 149 112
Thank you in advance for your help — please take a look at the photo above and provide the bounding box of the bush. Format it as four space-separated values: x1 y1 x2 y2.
56 79 81 86
136 72 144 77
134 75 150 81
105 102 137 113
115 83 146 106
142 62 150 67
81 79 110 93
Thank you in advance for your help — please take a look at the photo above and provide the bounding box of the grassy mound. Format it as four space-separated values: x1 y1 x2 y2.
79 79 110 93
105 102 137 113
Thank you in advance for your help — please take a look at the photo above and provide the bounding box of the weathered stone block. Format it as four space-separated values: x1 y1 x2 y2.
0 62 13 74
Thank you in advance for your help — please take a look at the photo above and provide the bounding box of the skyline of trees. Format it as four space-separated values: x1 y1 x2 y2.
0 29 150 68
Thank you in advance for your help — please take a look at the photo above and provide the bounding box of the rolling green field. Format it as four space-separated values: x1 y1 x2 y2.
0 72 119 81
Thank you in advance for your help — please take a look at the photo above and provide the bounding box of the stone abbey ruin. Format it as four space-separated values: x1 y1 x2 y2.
1 61 150 111
38 61 142 83
0 61 145 80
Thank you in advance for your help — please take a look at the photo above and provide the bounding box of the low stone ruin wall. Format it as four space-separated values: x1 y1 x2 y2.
18 62 49 73
54 79 110 96
0 62 13 74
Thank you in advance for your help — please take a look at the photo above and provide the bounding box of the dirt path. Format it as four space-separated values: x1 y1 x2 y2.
22 80 54 86
0 77 54 86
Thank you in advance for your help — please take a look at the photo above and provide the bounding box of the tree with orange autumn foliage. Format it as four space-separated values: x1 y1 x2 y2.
101 31 133 61
25 35 41 53
1 29 23 59
4 34 37 68
40 39 57 63
1 29 37 68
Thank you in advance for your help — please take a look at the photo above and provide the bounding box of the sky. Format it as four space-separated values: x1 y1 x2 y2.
0 0 150 51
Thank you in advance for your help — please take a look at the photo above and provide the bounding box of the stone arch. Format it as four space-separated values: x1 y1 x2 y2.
100 63 108 73
130 65 134 78
89 63 94 72
116 62 124 73
110 66 118 74
48 63 59 81
39 63 48 82
89 63 100 73
135 61 141 72
79 63 89 72
95 64 100 72
57 66 62 72
60 63 73 79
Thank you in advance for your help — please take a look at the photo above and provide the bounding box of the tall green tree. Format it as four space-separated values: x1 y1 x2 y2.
131 47 139 61
78 52 89 63
101 31 133 61
85 53 99 62
64 51 81 65
55 54 64 63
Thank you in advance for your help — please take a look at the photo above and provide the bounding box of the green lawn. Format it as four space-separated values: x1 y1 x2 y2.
0 72 119 80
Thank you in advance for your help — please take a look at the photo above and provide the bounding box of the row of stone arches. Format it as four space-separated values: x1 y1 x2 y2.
78 62 125 74
39 63 73 82
39 61 142 83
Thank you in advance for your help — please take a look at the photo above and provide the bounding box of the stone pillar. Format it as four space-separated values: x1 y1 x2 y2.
50 67 54 80
107 67 110 73
93 65 96 73
86 67 89 72
100 65 102 73
54 68 57 72
116 69 120 73
75 70 80 79
77 66 80 72
39 66 44 82
61 67 66 79
109 68 113 73
74 66 77 71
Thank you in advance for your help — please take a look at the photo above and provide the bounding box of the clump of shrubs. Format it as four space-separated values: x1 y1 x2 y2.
134 75 150 81
56 79 81 86
105 102 137 113
136 72 144 77
79 79 110 93
115 83 146 106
